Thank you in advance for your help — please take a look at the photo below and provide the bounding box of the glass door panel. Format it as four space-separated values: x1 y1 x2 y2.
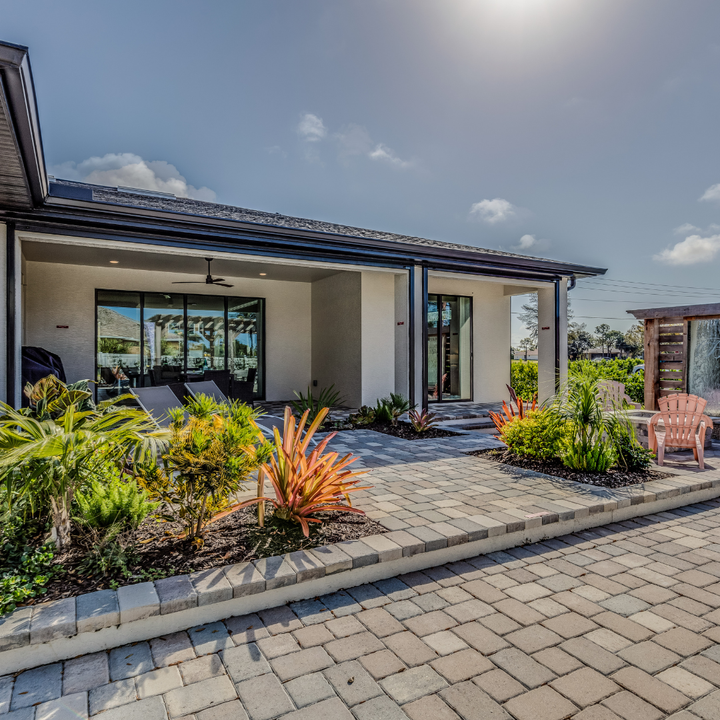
427 294 472 402
143 293 185 385
96 290 141 402
186 295 226 373
228 298 262 396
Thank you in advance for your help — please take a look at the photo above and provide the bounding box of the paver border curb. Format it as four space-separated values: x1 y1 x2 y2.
1 471 719 676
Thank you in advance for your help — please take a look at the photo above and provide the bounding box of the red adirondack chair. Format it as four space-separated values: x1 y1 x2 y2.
647 393 713 469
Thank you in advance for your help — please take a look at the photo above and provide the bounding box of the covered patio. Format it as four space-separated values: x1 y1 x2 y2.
13 231 573 413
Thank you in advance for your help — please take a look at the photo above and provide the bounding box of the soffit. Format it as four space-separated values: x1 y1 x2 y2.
0 76 32 208
21 239 341 282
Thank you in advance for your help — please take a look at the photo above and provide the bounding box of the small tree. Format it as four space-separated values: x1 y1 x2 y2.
594 324 612 358
518 337 536 361
568 322 594 361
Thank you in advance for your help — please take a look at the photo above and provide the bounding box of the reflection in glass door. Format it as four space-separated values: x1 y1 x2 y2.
427 294 472 402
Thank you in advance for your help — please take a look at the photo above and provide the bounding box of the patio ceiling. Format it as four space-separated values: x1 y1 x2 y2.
21 240 342 283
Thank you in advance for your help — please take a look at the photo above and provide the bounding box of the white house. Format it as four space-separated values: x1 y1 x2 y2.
0 40 605 411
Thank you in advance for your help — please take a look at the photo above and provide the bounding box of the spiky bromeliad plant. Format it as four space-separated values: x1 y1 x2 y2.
0 375 166 549
245 406 370 537
489 385 538 433
137 394 272 543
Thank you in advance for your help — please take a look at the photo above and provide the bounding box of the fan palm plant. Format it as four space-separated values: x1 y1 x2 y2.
0 396 166 549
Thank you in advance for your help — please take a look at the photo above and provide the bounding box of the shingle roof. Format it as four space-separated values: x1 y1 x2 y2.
51 179 558 264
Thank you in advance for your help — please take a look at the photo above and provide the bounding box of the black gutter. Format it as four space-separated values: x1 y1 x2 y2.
6 221 16 406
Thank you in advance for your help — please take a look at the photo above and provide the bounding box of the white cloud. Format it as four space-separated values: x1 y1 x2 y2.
511 234 549 253
335 124 374 157
655 232 720 265
369 143 412 169
297 113 327 142
49 153 216 201
674 222 701 235
700 183 720 203
333 124 412 169
469 198 517 224
517 234 538 250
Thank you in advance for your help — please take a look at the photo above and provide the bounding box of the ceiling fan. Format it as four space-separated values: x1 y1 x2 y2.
172 258 233 288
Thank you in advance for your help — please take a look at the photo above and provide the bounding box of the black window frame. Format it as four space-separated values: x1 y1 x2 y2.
95 289 265 399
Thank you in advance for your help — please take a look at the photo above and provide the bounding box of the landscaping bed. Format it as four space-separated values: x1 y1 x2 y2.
26 506 385 605
473 447 671 488
340 420 460 440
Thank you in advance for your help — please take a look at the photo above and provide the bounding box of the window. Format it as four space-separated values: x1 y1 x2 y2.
96 290 264 401
427 294 472 402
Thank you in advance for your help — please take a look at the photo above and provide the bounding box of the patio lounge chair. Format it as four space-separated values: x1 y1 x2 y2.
131 386 185 428
598 379 641 411
648 393 713 469
185 380 228 404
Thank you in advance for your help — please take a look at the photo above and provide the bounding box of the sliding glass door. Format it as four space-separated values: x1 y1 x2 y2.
96 289 264 401
427 294 472 403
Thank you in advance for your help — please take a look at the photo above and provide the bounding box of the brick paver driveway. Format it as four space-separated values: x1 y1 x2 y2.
5 501 720 720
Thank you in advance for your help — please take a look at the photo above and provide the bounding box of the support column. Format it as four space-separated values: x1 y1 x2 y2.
0 222 6 404
537 278 568 402
6 223 21 408
421 266 429 413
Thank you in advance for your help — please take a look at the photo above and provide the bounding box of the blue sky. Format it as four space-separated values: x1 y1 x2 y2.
3 0 720 344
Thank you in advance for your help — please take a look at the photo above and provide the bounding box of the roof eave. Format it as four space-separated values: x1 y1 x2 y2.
0 41 48 206
36 193 607 279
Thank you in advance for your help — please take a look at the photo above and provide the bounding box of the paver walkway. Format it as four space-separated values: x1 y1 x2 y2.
5 500 720 719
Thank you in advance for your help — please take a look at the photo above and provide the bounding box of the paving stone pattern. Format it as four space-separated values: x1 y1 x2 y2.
6 500 720 718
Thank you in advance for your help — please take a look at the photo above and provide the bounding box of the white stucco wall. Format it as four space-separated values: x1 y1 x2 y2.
311 272 362 407
361 271 396 406
428 275 512 403
23 260 312 401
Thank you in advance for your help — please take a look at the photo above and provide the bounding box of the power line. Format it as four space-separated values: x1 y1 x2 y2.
581 278 720 293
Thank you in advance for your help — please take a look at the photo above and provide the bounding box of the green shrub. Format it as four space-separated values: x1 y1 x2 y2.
374 394 414 425
349 406 375 426
512 358 644 407
138 395 271 542
613 431 654 472
624 371 644 405
511 361 538 401
556 374 617 472
291 385 343 424
75 471 159 532
0 497 60 616
500 410 567 460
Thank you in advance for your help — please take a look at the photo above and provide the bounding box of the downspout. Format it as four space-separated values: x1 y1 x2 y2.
421 265 429 413
6 221 16 406
554 279 561 393
408 266 415 408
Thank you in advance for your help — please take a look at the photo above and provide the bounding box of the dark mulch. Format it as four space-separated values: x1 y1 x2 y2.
340 421 460 440
37 506 384 604
472 448 672 488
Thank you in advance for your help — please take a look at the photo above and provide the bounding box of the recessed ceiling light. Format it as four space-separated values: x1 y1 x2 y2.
109 260 119 264
259 272 267 276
